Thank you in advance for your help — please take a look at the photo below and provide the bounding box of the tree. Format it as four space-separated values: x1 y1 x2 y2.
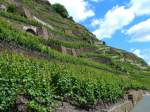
52 3 69 18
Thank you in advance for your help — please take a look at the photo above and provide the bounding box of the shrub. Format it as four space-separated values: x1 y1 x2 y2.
52 3 69 18
7 4 17 13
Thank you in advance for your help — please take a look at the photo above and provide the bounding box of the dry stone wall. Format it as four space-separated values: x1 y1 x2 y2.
107 90 144 112
37 26 49 40
91 57 112 64
54 90 144 112
109 101 133 112
49 45 80 57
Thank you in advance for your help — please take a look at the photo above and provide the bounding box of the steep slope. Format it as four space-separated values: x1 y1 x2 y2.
0 0 149 112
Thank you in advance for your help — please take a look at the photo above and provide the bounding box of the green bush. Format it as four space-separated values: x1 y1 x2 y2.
0 53 54 112
7 4 17 13
52 3 69 18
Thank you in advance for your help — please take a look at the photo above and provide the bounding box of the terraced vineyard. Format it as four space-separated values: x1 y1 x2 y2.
0 0 149 112
0 52 144 111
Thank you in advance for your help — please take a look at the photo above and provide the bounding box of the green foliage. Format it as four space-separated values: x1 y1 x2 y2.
44 38 96 49
0 19 120 74
7 4 17 13
0 11 40 26
0 11 81 41
0 52 145 111
0 2 148 111
0 53 54 112
51 65 144 109
52 3 69 18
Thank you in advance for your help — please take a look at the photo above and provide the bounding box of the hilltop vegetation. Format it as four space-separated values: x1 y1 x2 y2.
0 0 149 112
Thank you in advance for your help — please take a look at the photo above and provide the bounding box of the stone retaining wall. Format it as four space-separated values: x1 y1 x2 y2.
91 57 112 64
54 90 144 112
108 101 133 112
107 90 144 112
